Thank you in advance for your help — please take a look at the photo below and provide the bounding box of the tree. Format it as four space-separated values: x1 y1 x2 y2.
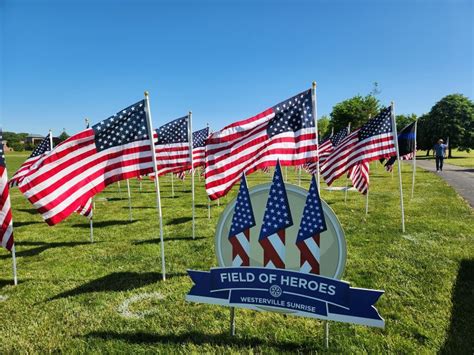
318 115 331 138
329 95 381 132
428 94 474 157
396 114 417 132
416 114 434 155
58 130 70 143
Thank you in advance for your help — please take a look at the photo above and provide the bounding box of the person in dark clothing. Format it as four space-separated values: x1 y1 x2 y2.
433 139 447 172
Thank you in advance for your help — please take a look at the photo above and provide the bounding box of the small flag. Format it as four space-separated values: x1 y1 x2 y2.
9 132 52 187
192 127 209 169
205 89 318 200
296 175 327 274
306 127 348 174
228 174 256 266
348 161 370 194
259 162 293 269
1 132 14 251
75 197 93 219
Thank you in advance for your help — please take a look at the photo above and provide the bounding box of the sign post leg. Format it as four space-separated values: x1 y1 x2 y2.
230 307 236 336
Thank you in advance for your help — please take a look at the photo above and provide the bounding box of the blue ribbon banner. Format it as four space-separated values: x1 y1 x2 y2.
186 267 384 328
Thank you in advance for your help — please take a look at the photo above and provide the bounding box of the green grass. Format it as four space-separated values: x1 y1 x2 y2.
417 149 474 168
1 153 473 353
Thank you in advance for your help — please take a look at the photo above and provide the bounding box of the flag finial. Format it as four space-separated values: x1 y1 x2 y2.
312 81 317 89
144 91 149 97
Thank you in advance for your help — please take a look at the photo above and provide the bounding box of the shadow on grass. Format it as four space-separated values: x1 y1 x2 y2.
121 206 155 210
16 208 39 215
106 197 125 202
167 217 192 225
50 271 187 300
0 279 22 288
83 331 320 351
13 221 43 227
0 241 91 259
440 259 474 354
71 220 139 228
134 236 206 245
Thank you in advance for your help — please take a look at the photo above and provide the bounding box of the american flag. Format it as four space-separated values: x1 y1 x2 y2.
1 132 14 251
228 174 256 266
259 162 293 269
384 121 416 171
155 116 191 176
348 161 370 194
18 100 156 225
9 132 52 187
75 197 93 219
192 127 209 170
296 175 327 274
321 106 395 186
305 127 348 174
205 89 318 200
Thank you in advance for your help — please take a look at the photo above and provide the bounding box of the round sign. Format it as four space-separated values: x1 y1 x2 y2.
215 183 347 279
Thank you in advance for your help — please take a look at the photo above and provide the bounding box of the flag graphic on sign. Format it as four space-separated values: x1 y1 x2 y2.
9 132 53 187
18 100 156 225
306 127 348 174
155 116 191 176
228 174 256 266
321 106 395 186
296 175 327 274
1 132 14 251
192 127 209 170
205 89 318 200
259 162 293 269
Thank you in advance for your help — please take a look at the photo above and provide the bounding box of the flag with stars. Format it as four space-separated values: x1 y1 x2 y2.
18 100 156 225
205 88 318 200
155 115 191 176
9 132 53 187
192 127 209 170
1 131 15 251
296 175 327 274
258 162 293 269
228 174 256 266
321 106 396 186
305 127 349 174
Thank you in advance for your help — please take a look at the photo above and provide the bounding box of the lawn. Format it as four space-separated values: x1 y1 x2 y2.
1 152 473 353
417 149 474 168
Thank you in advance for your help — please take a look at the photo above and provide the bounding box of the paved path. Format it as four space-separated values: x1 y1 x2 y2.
415 159 474 208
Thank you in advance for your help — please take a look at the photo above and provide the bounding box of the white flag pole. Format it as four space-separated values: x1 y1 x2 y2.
84 119 94 242
206 123 211 219
391 102 405 232
188 111 195 239
117 180 122 195
411 119 418 199
139 177 142 192
11 244 17 286
285 166 288 182
144 91 166 280
126 179 132 221
170 173 175 197
365 187 369 215
311 81 320 191
297 166 301 186
344 123 351 204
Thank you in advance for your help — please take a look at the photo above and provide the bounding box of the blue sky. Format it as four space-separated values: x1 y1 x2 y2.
1 0 472 136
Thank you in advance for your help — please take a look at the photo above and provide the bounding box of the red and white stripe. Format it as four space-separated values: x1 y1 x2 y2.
192 146 206 169
9 154 44 187
1 165 14 251
348 161 370 194
401 152 414 160
76 197 93 219
18 129 155 225
205 108 317 200
297 235 320 274
259 230 285 269
229 230 251 266
321 130 395 186
155 142 191 176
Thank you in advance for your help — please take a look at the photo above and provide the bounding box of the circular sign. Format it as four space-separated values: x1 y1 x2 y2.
215 183 347 279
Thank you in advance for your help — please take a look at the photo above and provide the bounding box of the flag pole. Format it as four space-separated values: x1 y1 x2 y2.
297 166 301 186
285 166 288 182
126 179 132 221
85 118 94 242
391 102 405 232
144 91 166 280
411 119 418 199
311 81 320 191
344 123 351 204
365 187 369 215
11 244 17 286
188 111 195 239
117 180 122 196
206 123 211 219
48 129 53 150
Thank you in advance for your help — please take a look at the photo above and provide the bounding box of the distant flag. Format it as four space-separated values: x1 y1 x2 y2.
259 162 293 269
296 175 327 274
348 161 370 194
18 100 156 225
9 132 53 187
228 174 256 266
192 127 209 170
155 116 191 176
321 106 396 186
305 127 348 174
205 89 318 200
383 121 416 171
1 134 14 251
75 197 93 219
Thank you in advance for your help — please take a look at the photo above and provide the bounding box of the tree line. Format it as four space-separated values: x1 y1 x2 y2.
2 131 70 151
318 91 473 158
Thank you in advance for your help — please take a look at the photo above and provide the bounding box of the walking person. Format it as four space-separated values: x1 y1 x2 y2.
433 139 447 172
